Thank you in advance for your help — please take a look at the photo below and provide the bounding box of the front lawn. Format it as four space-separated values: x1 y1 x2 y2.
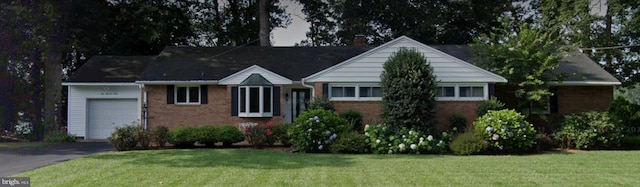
16 149 640 186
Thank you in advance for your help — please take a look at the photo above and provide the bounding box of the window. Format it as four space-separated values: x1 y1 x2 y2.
460 86 484 97
360 86 382 97
331 86 356 97
435 84 487 101
176 86 200 104
436 87 455 97
239 86 273 117
329 83 381 100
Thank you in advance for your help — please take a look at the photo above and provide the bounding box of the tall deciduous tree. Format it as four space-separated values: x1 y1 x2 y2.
381 48 438 134
472 19 568 116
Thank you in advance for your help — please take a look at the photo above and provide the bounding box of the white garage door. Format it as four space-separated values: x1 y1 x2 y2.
87 99 138 139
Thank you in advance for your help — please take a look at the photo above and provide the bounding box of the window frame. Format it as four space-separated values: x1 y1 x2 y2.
435 83 488 101
175 85 201 104
329 83 382 101
238 85 273 117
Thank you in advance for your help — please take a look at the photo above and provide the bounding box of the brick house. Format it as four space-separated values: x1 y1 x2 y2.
63 36 619 139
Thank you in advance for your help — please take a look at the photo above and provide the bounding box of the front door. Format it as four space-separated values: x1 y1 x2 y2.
291 89 311 121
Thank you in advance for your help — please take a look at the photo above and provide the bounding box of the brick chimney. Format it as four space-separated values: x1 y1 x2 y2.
353 34 366 46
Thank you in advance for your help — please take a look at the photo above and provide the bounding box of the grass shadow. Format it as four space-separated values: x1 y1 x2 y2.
89 148 359 170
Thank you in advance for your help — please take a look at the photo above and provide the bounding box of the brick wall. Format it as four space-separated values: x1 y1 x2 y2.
144 85 283 130
436 101 482 130
555 86 614 114
334 101 383 125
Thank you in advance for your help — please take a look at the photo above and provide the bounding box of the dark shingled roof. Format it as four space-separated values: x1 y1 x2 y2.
140 46 372 81
67 56 154 82
430 45 620 83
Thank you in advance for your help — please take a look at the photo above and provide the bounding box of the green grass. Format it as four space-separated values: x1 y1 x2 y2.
16 149 640 186
0 142 56 150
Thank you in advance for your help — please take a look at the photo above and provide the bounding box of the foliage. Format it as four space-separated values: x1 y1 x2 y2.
167 127 199 148
197 126 220 147
43 131 76 143
107 125 141 151
534 133 555 152
329 131 369 154
136 130 151 149
243 121 277 148
307 96 335 111
620 136 640 150
475 96 505 117
381 48 439 134
288 109 348 153
608 96 640 135
472 20 567 116
552 111 623 150
473 109 537 153
216 125 245 147
150 126 169 148
297 0 512 46
340 109 363 132
364 123 450 154
449 131 487 155
271 123 291 146
448 113 467 133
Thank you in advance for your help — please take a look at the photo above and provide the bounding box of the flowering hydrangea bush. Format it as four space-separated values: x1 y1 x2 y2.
288 109 348 153
473 109 537 153
364 123 450 154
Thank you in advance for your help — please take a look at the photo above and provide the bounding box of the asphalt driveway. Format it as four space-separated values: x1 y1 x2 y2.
0 142 113 177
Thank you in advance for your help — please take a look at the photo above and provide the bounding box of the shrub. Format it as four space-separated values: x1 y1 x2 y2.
534 133 555 152
448 113 467 133
473 109 537 153
329 131 369 154
620 135 640 150
449 131 487 155
288 109 349 152
365 122 450 154
476 96 505 116
44 131 76 142
608 96 640 135
243 121 278 148
198 126 220 147
217 125 245 147
307 96 335 111
380 48 438 134
151 126 169 148
136 130 151 149
107 125 141 151
271 123 291 146
552 111 623 150
340 109 363 132
167 127 199 148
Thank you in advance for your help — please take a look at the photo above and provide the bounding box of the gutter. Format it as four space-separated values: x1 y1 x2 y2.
301 78 315 98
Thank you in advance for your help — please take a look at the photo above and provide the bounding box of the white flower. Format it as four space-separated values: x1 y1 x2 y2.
409 130 414 135
388 150 393 154
307 128 312 132
492 134 500 140
427 135 434 141
486 126 494 133
365 132 369 136
402 135 406 139
376 139 381 144
365 124 370 130
419 137 424 142
388 143 392 147
507 132 514 137
399 143 406 149
318 145 323 150
410 144 417 150
498 145 504 150
488 117 493 121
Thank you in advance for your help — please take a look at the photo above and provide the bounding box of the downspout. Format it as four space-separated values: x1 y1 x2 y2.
140 84 148 130
301 78 315 98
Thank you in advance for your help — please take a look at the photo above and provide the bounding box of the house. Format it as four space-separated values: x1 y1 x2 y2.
63 36 620 139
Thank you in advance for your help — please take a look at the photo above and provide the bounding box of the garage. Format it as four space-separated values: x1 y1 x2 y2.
87 99 139 139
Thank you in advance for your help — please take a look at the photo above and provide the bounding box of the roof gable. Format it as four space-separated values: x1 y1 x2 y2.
304 36 508 83
219 65 292 85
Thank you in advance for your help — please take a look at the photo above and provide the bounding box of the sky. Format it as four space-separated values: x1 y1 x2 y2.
271 1 309 46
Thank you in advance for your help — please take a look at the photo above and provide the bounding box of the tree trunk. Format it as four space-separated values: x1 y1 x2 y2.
604 12 614 73
44 50 62 134
259 0 270 46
